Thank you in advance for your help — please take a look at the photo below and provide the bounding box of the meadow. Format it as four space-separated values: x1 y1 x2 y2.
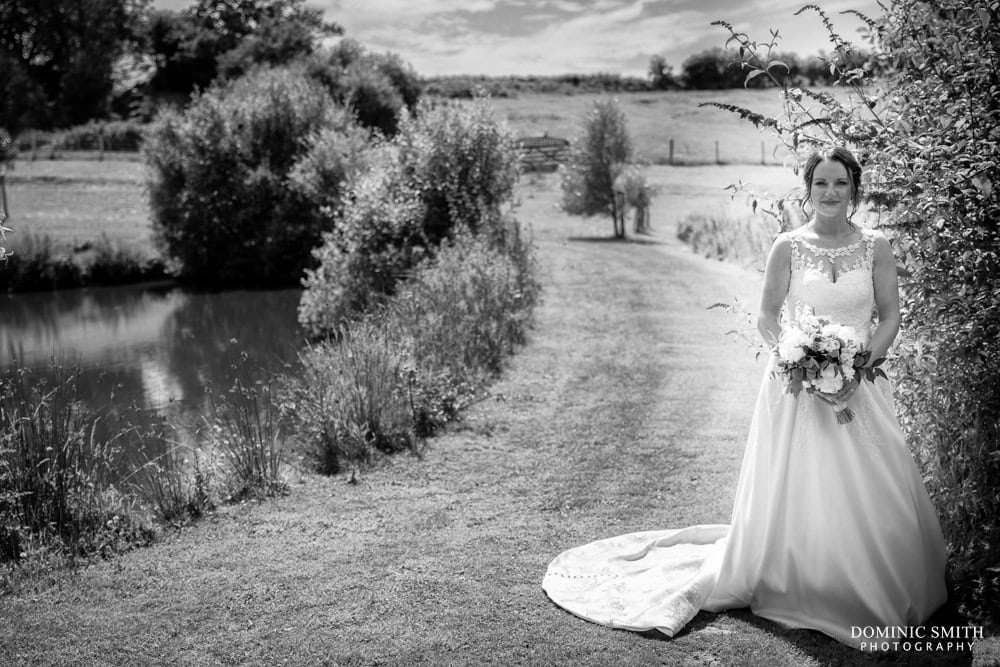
492 87 810 166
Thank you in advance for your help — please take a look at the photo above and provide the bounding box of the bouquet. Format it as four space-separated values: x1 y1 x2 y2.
773 310 886 424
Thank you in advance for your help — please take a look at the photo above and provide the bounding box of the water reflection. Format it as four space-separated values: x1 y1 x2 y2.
0 283 306 434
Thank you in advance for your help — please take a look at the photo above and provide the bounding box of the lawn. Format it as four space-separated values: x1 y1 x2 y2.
1 168 992 666
2 159 154 256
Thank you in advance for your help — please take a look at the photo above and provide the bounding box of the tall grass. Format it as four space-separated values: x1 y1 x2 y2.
0 232 168 292
675 210 778 269
123 436 217 525
0 363 153 564
204 358 288 499
287 320 415 477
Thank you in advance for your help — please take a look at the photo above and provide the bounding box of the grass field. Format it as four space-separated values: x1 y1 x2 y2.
491 87 820 166
2 159 154 256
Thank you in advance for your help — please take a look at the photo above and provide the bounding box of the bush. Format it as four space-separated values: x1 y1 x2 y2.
284 230 538 474
397 96 520 245
560 98 634 218
282 318 415 476
339 61 406 136
392 230 539 433
298 95 520 338
711 1 1000 627
306 40 422 136
298 158 427 337
144 64 368 287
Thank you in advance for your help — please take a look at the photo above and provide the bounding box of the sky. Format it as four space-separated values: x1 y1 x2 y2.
153 0 884 77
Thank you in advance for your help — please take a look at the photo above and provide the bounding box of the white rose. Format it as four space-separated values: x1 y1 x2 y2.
836 325 858 344
778 328 810 362
813 365 843 394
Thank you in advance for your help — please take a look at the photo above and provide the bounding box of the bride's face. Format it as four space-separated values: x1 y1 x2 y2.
809 159 853 220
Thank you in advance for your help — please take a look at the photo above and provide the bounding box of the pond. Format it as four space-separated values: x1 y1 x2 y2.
0 282 307 458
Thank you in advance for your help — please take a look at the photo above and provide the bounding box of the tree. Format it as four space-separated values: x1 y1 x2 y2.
681 48 742 89
559 98 634 237
145 0 343 101
647 54 676 90
305 39 423 136
0 0 146 128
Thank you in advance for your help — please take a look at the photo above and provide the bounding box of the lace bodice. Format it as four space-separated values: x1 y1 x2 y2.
785 229 878 344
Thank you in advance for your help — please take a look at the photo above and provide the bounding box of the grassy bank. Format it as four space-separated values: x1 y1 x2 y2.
1 170 990 665
1 160 162 292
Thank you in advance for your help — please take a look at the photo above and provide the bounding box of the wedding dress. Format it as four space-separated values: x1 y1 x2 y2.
542 228 948 650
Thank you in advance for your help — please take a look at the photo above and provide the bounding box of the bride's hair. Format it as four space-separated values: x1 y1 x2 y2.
801 147 864 218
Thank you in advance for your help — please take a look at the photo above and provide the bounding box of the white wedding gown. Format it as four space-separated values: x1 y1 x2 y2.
542 229 948 650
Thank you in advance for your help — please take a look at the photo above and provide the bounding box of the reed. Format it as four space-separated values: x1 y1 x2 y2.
0 361 152 565
204 358 288 498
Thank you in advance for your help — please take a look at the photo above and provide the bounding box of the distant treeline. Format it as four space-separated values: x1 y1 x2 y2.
422 74 653 98
424 47 879 98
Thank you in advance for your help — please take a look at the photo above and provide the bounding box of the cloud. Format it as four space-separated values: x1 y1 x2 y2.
154 0 882 76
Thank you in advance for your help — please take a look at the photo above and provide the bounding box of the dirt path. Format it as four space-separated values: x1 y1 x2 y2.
0 169 981 666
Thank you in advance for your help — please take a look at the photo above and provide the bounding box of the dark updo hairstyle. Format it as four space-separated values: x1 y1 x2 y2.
801 146 864 218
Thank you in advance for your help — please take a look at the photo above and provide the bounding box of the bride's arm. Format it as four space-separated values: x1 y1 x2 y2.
757 235 792 347
868 233 901 362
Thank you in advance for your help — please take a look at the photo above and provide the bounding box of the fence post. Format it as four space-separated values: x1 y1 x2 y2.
669 138 674 165
761 140 765 165
98 124 105 161
715 140 720 165
0 172 7 221
31 130 37 161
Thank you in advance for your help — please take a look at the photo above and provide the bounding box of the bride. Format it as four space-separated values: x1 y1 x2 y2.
542 146 948 650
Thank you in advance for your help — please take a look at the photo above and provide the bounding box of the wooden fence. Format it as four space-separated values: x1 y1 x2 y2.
516 135 571 172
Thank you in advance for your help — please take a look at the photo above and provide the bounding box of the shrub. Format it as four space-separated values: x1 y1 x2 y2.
144 64 367 287
339 61 406 136
560 98 634 219
285 229 538 474
396 96 520 245
298 94 520 338
287 122 376 213
711 1 1000 627
282 319 415 476
392 230 540 433
298 159 427 337
306 40 422 136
